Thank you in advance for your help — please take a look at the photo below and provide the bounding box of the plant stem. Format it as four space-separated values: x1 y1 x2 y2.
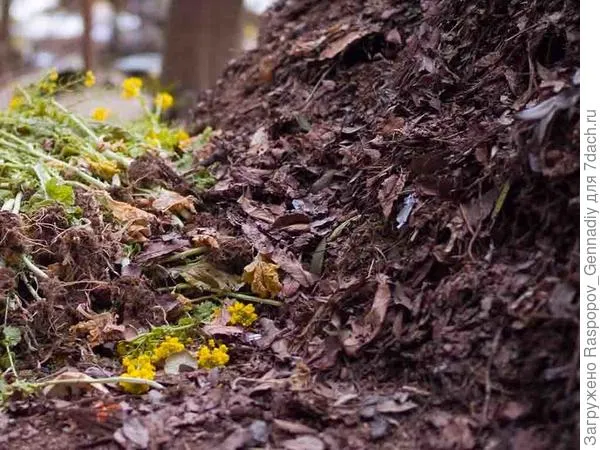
34 376 164 390
163 247 208 263
210 289 283 307
22 256 49 280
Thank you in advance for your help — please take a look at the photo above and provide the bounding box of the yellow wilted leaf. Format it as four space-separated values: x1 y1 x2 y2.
87 159 120 180
152 189 196 218
98 193 156 242
242 254 282 298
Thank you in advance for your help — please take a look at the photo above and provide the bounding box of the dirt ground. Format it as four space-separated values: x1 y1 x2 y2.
1 0 579 449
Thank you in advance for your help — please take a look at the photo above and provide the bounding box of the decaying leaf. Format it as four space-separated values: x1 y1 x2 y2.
99 193 156 242
70 311 125 347
164 350 198 375
271 250 317 288
172 261 243 291
342 274 391 356
42 370 110 398
242 254 282 298
378 172 407 219
319 30 371 60
152 189 196 217
190 228 220 249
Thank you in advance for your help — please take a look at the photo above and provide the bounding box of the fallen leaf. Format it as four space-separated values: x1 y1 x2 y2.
43 370 110 399
271 250 317 287
152 189 196 216
114 416 149 449
272 213 311 229
99 193 156 242
242 254 282 298
69 311 124 347
342 274 391 356
283 435 325 450
319 31 370 60
378 173 407 219
376 399 418 414
203 324 245 336
172 261 243 291
248 127 270 155
191 228 220 249
164 350 198 374
134 239 189 264
238 196 284 224
273 419 318 435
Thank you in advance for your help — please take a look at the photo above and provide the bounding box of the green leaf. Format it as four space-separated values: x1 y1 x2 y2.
191 301 218 324
45 178 74 206
3 326 21 347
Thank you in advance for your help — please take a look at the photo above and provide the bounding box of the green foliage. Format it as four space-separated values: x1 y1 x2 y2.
191 301 219 324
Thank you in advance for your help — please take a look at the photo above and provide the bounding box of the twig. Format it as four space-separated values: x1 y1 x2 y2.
482 328 502 422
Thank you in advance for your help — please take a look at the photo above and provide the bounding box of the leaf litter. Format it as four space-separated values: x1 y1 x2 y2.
2 0 580 449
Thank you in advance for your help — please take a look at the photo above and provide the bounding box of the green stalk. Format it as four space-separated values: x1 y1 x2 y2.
34 376 164 390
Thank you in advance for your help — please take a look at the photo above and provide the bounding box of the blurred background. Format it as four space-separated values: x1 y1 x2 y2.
0 0 276 110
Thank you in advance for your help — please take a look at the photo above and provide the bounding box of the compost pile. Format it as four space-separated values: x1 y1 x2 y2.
2 0 579 449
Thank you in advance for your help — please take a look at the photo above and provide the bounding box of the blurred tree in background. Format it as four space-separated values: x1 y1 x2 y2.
162 0 243 93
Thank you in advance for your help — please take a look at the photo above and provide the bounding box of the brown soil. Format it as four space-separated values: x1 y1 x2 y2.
1 0 579 449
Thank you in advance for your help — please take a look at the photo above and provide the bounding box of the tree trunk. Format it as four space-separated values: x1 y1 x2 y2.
1 0 10 43
162 0 242 93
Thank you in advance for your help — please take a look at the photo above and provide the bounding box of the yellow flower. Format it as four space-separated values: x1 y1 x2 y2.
9 95 24 110
49 69 59 81
119 354 156 394
197 340 229 369
227 302 258 327
121 77 143 99
145 129 160 147
84 70 96 88
40 81 56 95
175 129 190 145
154 92 174 110
91 107 110 121
152 336 185 363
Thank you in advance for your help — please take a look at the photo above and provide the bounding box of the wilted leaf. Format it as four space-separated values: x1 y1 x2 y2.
271 250 317 287
190 228 220 249
378 173 407 219
238 196 284 224
42 370 110 398
164 350 198 374
70 312 124 347
152 189 196 216
99 193 155 242
2 326 21 347
319 30 371 60
173 261 243 291
45 179 74 206
342 274 391 356
242 254 282 298
134 239 189 264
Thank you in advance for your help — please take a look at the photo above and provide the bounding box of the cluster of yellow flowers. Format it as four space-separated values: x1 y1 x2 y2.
197 339 230 369
227 302 258 327
151 336 185 363
91 106 110 122
154 92 174 110
84 70 96 88
119 354 156 394
121 77 143 99
119 336 231 394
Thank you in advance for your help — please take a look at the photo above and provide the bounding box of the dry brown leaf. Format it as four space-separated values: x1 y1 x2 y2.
271 250 317 287
191 228 220 249
152 189 196 216
342 274 391 356
99 193 155 242
242 254 282 298
70 311 124 347
319 30 370 60
378 173 407 219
